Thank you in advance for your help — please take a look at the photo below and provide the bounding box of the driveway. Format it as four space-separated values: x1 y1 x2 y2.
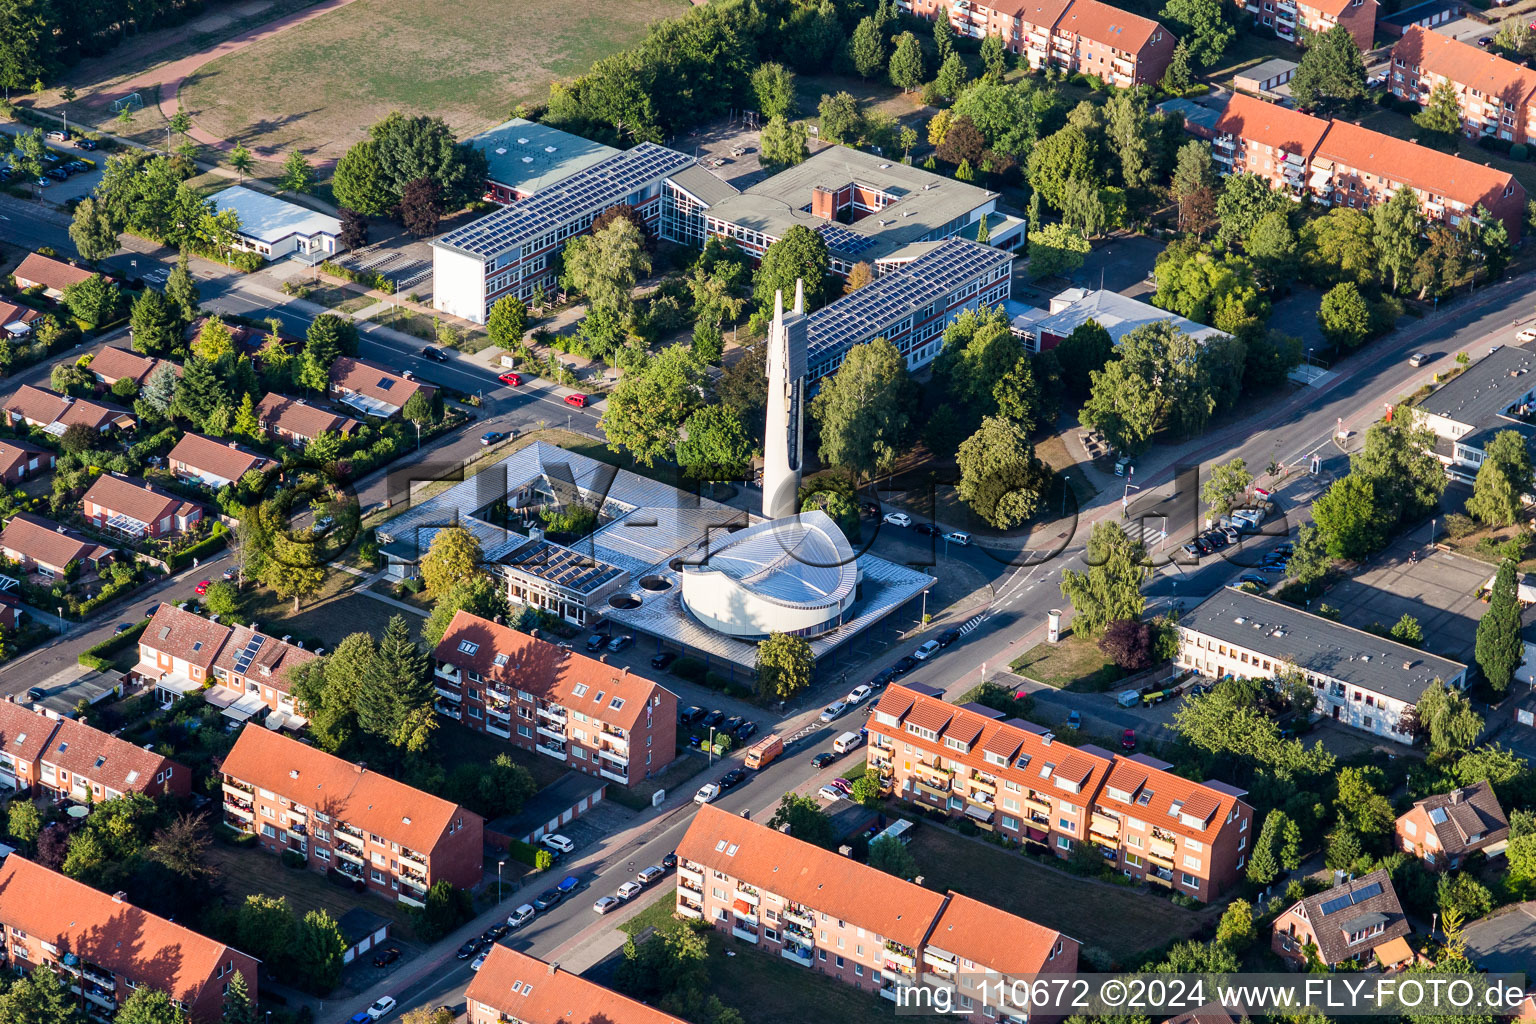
1464 901 1536 974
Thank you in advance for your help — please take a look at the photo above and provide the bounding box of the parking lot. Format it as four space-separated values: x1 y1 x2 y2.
1323 537 1490 663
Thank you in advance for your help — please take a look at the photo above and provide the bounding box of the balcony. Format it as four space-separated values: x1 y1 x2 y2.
335 825 364 847
536 703 567 724
965 789 995 809
336 860 364 881
1090 813 1120 838
400 851 427 875
486 721 511 739
223 799 253 821
223 777 253 795
884 943 916 970
599 747 629 767
536 722 566 742
536 741 568 761
1023 796 1051 816
732 924 760 943
334 846 364 866
1147 867 1174 887
679 866 704 889
781 943 813 967
398 892 426 909
880 983 910 1002
599 765 629 784
782 907 813 930
433 686 461 703
486 704 512 722
434 664 460 682
968 773 996 794
676 899 704 920
223 813 254 832
923 948 958 971
434 701 462 720
914 779 951 799
922 972 958 992
735 889 759 907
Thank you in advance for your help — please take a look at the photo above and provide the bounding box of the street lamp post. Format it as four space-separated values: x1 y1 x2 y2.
56 606 63 634
414 420 421 451
497 860 506 905
708 726 716 766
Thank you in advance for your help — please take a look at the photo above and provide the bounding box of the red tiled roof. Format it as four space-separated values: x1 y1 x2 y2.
1301 0 1371 19
256 393 358 439
0 856 251 1006
1094 754 1243 838
144 603 235 671
1056 0 1166 52
926 891 1071 975
976 0 1072 26
0 439 51 480
329 356 435 411
12 253 95 293
678 804 948 947
904 699 955 734
43 715 183 794
88 345 178 386
0 701 57 767
168 433 277 483
1215 93 1331 161
220 728 481 853
1395 26 1536 111
211 622 316 693
1314 119 1522 213
467 946 688 1024
82 474 201 528
433 611 674 733
0 302 40 329
0 512 111 570
3 385 133 431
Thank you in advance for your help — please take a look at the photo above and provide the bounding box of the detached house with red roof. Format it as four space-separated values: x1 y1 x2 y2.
255 393 358 446
168 433 277 489
87 345 178 389
1392 27 1536 144
82 473 203 540
0 439 54 486
328 357 437 419
677 804 1077 1018
1395 779 1510 868
0 301 39 341
0 855 259 1023
11 252 98 301
2 385 135 436
900 0 1176 87
1271 868 1413 969
220 728 484 905
431 610 678 785
467 947 688 1024
0 511 113 578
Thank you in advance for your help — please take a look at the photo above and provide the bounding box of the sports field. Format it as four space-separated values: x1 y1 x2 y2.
178 0 685 163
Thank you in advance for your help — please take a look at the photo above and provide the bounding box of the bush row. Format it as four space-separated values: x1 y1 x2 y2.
77 618 150 671
166 522 230 571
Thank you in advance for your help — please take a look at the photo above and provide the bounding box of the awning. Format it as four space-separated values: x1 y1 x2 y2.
732 899 753 915
203 686 243 709
220 690 267 722
155 674 202 696
1308 167 1331 188
1375 936 1413 966
963 804 995 823
1484 839 1509 858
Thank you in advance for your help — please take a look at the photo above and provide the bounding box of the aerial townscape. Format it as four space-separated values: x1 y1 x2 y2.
9 0 1536 1022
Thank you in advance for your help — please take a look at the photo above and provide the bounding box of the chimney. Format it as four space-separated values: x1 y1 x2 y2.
620 666 629 678
548 962 559 975
1450 789 1461 804
356 761 367 774
599 653 608 663
811 185 837 220
111 891 126 903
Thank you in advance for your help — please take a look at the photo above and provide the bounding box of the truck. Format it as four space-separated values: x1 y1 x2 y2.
743 733 784 770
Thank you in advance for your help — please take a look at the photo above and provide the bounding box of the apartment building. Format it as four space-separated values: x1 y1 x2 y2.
466 946 686 1024
1209 93 1526 241
0 855 259 1023
2 385 135 435
1 706 191 802
1175 589 1468 745
431 610 678 786
677 804 1077 1020
868 683 1253 901
1395 780 1510 868
1271 868 1413 969
432 142 695 324
255 393 358 446
219 727 484 906
1239 0 1376 50
81 474 203 540
1391 26 1536 144
900 0 1176 86
0 511 111 577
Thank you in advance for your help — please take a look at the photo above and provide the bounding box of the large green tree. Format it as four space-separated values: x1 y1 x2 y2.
1027 223 1091 280
69 196 119 261
561 218 651 317
600 344 704 467
1055 320 1114 396
1476 559 1523 695
1467 430 1534 527
293 909 348 994
1080 320 1214 455
677 404 757 481
1290 24 1367 112
1416 681 1484 754
0 963 80 1024
371 112 489 210
114 986 187 1024
420 525 484 596
423 575 509 648
756 632 813 700
1350 408 1445 527
1059 521 1150 636
809 337 911 480
1311 473 1388 560
1413 79 1463 141
332 138 393 215
1374 187 1427 295
956 416 1049 529
1160 0 1234 66
1026 126 1096 212
1318 281 1372 348
754 224 829 312
128 288 179 357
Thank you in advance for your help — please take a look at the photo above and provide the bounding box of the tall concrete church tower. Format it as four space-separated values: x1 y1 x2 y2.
762 280 808 520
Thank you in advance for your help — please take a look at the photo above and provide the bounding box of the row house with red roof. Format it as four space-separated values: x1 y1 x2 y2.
678 804 1078 1021
86 345 179 390
0 854 258 1023
431 611 678 786
868 684 1253 902
2 386 135 436
467 947 688 1024
1391 26 1536 144
0 698 188 801
0 439 52 486
219 728 484 905
1207 93 1526 241
899 0 1177 87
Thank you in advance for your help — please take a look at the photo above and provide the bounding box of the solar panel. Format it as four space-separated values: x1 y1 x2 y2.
815 223 877 255
233 634 266 674
1319 895 1353 916
1350 882 1383 904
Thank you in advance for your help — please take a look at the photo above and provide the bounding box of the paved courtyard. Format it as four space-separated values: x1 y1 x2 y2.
1322 539 1491 665
1464 902 1536 974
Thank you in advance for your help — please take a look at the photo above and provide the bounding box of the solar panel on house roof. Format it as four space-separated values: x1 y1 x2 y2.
1350 882 1383 903
1319 895 1353 916
233 634 266 674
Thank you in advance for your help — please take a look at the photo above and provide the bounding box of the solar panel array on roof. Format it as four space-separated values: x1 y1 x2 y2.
436 143 694 260
1319 881 1383 916
505 541 624 594
233 634 266 675
815 223 877 255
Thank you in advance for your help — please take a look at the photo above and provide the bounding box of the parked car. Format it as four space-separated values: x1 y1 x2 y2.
661 851 678 871
1182 542 1204 558
541 834 574 854
829 777 852 795
455 941 479 960
811 751 839 768
912 640 940 661
845 684 873 704
723 714 746 735
733 719 757 741
556 875 580 896
651 651 677 670
45 167 67 181
45 130 68 142
915 522 940 536
532 888 564 911
564 393 588 408
936 628 961 648
222 568 236 580
1121 728 1137 751
1517 329 1536 343
480 431 506 446
637 864 667 886
693 783 720 805
718 766 748 790
67 160 89 173
891 655 918 676
819 701 847 723
882 511 912 528
616 881 644 901
34 177 51 188
606 634 633 653
1408 352 1429 367
195 579 211 595
593 896 621 915
943 531 971 546
470 953 488 971
312 515 335 533
1066 710 1081 730
419 346 448 362
701 709 725 729
364 997 397 1021
871 667 899 687
371 947 401 968
484 923 510 941
859 501 880 517
507 904 536 929
1238 574 1269 586
817 784 844 802
498 371 523 386
678 705 705 726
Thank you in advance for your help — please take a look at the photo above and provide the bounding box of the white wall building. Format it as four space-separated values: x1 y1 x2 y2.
211 185 343 263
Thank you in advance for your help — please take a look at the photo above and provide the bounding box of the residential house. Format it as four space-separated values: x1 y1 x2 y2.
133 602 234 704
38 713 190 801
219 728 485 905
1416 342 1536 482
0 699 56 794
255 393 358 446
328 357 437 419
0 855 260 1023
431 610 678 785
167 433 277 488
868 683 1254 901
466 946 687 1024
0 301 40 340
0 512 112 577
0 439 54 485
2 386 135 436
1210 93 1333 194
87 345 178 389
81 474 203 540
1391 26 1536 143
209 185 343 262
1271 868 1413 968
1175 588 1469 744
1238 0 1377 50
1395 779 1510 868
11 252 97 300
677 803 1077 1017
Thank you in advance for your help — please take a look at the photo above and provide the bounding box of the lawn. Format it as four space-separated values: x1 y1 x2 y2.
618 893 681 935
208 841 419 936
437 719 572 791
1009 634 1124 691
703 932 895 1024
177 0 687 163
606 749 708 809
905 826 1209 967
236 580 423 650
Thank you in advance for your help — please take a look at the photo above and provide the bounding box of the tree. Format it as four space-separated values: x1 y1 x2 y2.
1246 210 1299 291
1291 24 1367 112
1351 408 1444 526
485 296 529 352
1312 473 1388 560
1416 681 1485 755
1468 429 1534 527
193 314 234 362
934 52 969 101
63 274 121 329
1162 39 1195 93
333 138 393 215
1080 320 1214 455
69 196 119 261
1055 320 1113 396
1390 613 1424 647
1414 79 1463 142
818 91 863 145
6 799 40 848
766 793 837 847
293 909 347 994
868 835 919 878
420 525 483 596
236 893 295 967
1335 765 1395 840
562 217 651 316
1495 16 1536 59
810 337 911 481
1172 139 1216 236
677 404 756 481
1213 173 1291 249
759 114 809 171
756 632 813 701
1027 223 1090 280
851 773 884 807
373 112 488 209
1100 618 1155 670
1374 186 1427 294
844 262 875 296
221 971 257 1024
306 312 356 365
1318 281 1372 348
129 288 179 357
399 176 444 237
423 576 509 648
174 356 232 425
601 345 704 466
1104 91 1153 191
1246 809 1288 885
228 143 254 183
1060 521 1150 636
1160 0 1233 66
164 250 200 323
339 207 369 250
1027 126 1095 212
755 224 829 312
751 62 797 119
956 416 1049 529
889 32 925 92
0 966 79 1024
1201 458 1252 521
115 985 188 1024
850 17 886 79
1215 899 1256 951
1476 559 1523 695
279 150 315 193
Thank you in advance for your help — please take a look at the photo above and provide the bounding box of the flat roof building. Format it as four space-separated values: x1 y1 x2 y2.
465 118 620 205
1008 287 1227 353
210 185 343 263
1416 342 1536 481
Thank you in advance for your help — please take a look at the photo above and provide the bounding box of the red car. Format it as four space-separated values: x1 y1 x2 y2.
195 579 211 596
498 371 523 386
564 393 588 408
1121 728 1136 751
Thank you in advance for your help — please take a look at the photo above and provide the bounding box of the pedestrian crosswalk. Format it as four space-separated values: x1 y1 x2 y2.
1119 517 1168 549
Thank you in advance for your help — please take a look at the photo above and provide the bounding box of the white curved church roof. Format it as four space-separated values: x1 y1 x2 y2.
683 510 857 610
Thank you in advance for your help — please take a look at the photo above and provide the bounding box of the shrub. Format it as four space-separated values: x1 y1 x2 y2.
281 849 307 869
78 619 150 670
165 523 230 571
506 840 541 867
1444 512 1477 539
671 657 707 684
1513 143 1530 161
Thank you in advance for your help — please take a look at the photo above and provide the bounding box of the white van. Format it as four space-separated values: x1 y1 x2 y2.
832 731 863 754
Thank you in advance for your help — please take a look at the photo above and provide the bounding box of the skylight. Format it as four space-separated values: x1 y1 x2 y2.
458 640 479 655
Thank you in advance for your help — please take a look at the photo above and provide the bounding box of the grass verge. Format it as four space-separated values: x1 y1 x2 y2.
1009 633 1124 691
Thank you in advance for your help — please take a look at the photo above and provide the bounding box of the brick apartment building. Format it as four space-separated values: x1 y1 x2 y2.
1271 868 1413 969
81 474 203 540
466 946 686 1024
1210 93 1526 240
899 0 1176 86
677 804 1077 1020
0 699 187 801
1391 26 1536 144
1394 780 1509 868
219 727 484 906
0 854 259 1023
254 393 358 446
1238 0 1376 49
868 683 1253 902
431 610 678 786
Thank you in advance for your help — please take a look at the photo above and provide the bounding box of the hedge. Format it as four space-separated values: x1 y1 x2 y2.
506 839 542 867
78 618 150 671
166 522 230 571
